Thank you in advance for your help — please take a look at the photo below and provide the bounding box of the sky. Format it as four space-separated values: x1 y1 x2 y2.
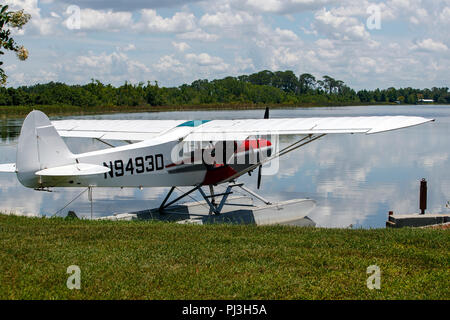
2 0 450 90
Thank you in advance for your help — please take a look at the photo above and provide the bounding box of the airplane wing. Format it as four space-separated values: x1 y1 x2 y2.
52 116 434 142
183 116 434 141
53 119 187 141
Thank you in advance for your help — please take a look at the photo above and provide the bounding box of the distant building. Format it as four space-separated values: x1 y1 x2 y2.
418 98 434 103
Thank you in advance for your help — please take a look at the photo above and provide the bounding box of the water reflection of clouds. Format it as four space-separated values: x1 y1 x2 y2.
0 186 44 217
247 112 448 227
419 153 448 168
0 106 448 227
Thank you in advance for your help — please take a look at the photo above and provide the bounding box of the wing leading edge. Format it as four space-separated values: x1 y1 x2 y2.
183 116 434 141
52 116 434 142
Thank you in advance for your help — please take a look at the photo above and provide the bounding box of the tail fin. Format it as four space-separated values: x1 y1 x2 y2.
16 110 75 187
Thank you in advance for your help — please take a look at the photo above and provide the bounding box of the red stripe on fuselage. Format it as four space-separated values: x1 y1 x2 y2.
236 139 272 153
201 165 237 185
201 139 271 185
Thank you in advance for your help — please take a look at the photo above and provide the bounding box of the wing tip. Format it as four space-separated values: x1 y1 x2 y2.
367 117 435 134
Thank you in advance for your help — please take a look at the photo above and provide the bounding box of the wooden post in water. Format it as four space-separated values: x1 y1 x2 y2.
420 178 427 215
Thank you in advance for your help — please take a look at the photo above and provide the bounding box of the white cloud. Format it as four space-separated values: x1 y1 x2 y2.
59 0 202 12
69 9 133 32
6 68 58 85
199 10 255 28
327 1 395 20
185 53 222 65
121 44 136 52
236 0 337 14
54 50 153 85
234 56 255 72
135 9 196 33
153 55 184 73
5 0 58 35
172 41 190 52
185 53 229 71
4 64 17 72
312 8 370 41
269 47 300 69
76 52 120 69
274 27 299 42
412 38 448 52
315 38 334 49
439 7 450 22
178 28 219 41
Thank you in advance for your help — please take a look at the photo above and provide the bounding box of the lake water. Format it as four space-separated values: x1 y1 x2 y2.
0 105 448 228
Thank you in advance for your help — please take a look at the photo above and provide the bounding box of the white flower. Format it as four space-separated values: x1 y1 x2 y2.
16 46 29 61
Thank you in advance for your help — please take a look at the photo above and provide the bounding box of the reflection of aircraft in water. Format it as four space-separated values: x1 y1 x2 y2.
0 109 434 221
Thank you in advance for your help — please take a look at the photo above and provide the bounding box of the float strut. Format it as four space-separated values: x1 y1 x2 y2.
159 185 200 212
88 186 93 219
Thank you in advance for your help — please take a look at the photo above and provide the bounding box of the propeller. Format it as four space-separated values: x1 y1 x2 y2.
257 107 269 189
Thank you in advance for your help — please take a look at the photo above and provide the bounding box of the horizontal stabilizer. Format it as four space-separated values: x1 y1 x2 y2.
0 163 16 173
35 163 110 177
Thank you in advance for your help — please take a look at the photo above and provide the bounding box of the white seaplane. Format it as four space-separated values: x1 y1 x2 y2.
0 109 434 223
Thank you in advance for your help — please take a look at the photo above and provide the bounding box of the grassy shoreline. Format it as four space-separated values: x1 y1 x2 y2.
0 101 394 118
0 214 448 299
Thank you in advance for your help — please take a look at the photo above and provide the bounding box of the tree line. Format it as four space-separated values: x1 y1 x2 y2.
0 70 449 107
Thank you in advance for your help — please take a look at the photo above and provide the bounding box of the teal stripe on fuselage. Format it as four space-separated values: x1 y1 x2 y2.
177 120 211 127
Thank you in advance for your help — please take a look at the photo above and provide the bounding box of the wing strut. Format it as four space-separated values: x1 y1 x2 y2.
276 134 326 158
94 138 115 148
223 134 327 184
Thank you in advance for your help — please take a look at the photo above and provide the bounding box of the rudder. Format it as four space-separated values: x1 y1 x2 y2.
16 110 75 188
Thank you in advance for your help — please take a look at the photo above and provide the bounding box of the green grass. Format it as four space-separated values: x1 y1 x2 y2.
0 215 448 300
